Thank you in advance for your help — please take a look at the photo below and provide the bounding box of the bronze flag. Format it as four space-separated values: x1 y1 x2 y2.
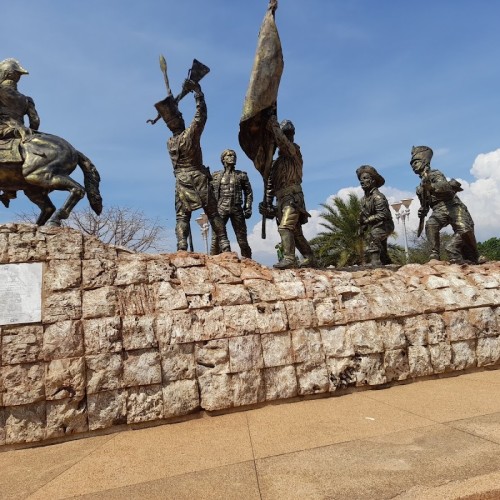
239 0 283 238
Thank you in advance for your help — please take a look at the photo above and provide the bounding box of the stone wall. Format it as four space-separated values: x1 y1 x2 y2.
1 224 499 447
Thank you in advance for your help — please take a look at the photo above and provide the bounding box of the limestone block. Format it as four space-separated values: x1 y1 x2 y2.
155 314 172 349
117 284 155 316
45 357 86 400
168 310 204 344
8 227 47 262
255 302 287 334
275 278 306 300
261 332 293 368
403 316 429 346
240 262 274 280
123 349 161 387
0 369 3 407
198 373 233 411
408 345 433 377
231 369 265 407
1 325 43 364
224 304 258 336
300 270 335 299
213 284 251 306
426 314 447 344
468 307 498 338
320 325 354 358
170 252 206 268
467 272 499 289
86 353 123 394
44 259 81 291
42 321 84 360
82 259 117 289
422 275 450 289
429 342 452 373
44 227 83 260
444 310 476 341
122 315 157 350
384 349 410 382
349 321 383 354
207 261 243 285
177 267 213 295
196 339 229 376
161 344 196 382
327 356 358 391
82 287 117 319
83 317 122 354
379 319 406 350
314 297 344 326
341 295 373 323
355 354 386 386
0 409 5 445
2 363 45 405
5 402 45 444
146 257 175 283
431 288 460 309
272 268 300 283
291 328 325 364
155 281 188 312
451 340 476 371
476 337 500 367
296 362 329 395
127 385 164 424
0 232 8 263
163 379 200 418
187 294 212 309
87 389 127 430
115 255 148 285
228 335 263 372
243 278 279 302
43 289 82 323
263 365 298 401
285 299 316 330
46 397 88 439
83 234 117 260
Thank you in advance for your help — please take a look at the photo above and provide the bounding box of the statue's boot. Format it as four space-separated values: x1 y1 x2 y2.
369 251 382 267
176 220 190 251
273 229 297 269
425 224 441 260
445 233 465 264
295 232 316 268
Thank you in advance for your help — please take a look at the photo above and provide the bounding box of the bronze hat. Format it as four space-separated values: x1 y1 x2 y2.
356 165 385 188
411 145 433 164
154 96 183 127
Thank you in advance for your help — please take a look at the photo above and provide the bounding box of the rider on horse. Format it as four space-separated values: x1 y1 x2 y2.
0 58 40 207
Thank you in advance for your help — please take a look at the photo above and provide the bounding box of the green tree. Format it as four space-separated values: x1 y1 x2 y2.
477 237 500 261
309 193 364 267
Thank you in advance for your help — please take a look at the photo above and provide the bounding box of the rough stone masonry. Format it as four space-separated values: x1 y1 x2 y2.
0 224 499 447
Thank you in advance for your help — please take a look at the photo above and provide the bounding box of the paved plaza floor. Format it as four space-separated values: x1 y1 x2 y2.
2 370 500 499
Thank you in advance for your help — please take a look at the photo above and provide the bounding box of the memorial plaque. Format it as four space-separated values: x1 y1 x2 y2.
0 263 43 325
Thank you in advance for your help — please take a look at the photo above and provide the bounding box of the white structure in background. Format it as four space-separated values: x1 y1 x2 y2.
391 198 413 263
195 212 210 254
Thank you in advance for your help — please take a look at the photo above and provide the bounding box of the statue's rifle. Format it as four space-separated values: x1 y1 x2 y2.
417 174 430 237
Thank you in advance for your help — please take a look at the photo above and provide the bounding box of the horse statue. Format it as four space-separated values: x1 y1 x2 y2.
0 133 102 226
0 58 102 226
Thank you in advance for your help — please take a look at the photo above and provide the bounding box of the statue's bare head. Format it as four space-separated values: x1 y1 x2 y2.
0 59 29 83
220 149 237 168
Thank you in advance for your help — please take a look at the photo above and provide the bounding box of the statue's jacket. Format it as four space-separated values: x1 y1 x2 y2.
211 169 253 216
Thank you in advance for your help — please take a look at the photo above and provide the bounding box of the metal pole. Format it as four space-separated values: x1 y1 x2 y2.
402 212 410 263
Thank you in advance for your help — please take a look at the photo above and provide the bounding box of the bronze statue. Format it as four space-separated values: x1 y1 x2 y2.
411 145 479 264
357 165 394 266
259 115 315 269
0 58 102 225
149 57 231 252
210 149 253 258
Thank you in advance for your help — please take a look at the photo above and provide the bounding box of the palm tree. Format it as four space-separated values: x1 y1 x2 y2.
309 192 365 267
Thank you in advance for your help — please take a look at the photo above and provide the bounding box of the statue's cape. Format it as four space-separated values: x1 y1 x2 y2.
238 3 283 181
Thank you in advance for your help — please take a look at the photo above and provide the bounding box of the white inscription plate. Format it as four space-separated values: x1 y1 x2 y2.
0 263 43 325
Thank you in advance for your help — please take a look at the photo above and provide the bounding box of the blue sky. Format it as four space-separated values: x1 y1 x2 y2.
2 0 500 264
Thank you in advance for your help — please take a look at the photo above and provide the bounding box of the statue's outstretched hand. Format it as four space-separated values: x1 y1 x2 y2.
183 78 200 93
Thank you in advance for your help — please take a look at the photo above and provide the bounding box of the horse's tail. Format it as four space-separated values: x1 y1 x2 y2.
77 151 103 215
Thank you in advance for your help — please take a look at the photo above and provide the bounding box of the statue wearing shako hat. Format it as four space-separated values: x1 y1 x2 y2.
357 165 394 266
411 145 479 264
149 56 231 253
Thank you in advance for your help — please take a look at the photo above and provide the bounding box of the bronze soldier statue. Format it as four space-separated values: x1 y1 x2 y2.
259 115 315 269
0 58 40 206
152 75 231 253
210 149 253 258
411 145 479 264
357 165 394 266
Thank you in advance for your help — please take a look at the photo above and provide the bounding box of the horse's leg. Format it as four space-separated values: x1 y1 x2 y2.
25 173 85 227
23 188 56 225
